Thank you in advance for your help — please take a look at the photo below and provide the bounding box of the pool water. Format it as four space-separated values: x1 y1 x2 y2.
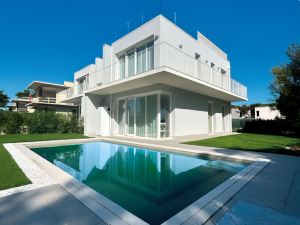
32 141 249 224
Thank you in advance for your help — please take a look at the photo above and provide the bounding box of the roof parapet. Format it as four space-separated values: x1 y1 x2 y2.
197 31 227 60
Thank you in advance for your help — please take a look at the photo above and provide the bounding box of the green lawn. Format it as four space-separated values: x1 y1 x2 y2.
0 133 87 190
184 133 300 156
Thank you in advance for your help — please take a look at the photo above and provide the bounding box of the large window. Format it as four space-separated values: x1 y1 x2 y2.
118 41 154 78
127 98 135 134
119 55 125 79
136 96 146 137
137 45 146 74
127 50 135 76
118 99 126 135
147 42 154 70
118 92 170 138
146 95 158 138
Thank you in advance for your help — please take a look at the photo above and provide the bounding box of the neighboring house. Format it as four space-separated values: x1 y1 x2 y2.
8 98 32 112
254 106 282 120
59 15 247 138
11 81 78 114
231 107 241 119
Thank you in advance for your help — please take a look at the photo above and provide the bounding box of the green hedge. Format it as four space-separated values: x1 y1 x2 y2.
242 119 298 136
0 110 83 134
0 111 24 134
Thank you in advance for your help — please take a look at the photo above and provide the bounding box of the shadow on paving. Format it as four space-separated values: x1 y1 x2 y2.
0 184 106 225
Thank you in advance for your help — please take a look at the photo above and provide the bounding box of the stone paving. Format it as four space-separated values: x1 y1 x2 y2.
1 135 299 225
0 184 106 225
204 153 300 225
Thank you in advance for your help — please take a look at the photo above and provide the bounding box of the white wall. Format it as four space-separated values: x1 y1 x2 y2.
109 84 231 137
255 106 282 120
171 87 230 136
159 16 230 75
97 15 230 80
112 18 161 54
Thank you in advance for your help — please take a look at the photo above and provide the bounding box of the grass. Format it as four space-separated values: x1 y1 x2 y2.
184 133 300 156
0 133 87 191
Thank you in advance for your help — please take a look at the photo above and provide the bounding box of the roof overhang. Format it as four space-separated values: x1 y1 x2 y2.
27 81 68 90
11 98 31 103
85 67 247 102
60 94 83 104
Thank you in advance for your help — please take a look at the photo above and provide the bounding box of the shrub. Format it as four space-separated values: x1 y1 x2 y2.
27 112 82 134
242 119 293 136
0 110 5 132
3 111 23 134
27 112 60 134
0 111 82 134
57 114 79 133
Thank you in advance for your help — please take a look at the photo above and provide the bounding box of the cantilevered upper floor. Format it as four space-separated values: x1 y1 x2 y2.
60 15 247 102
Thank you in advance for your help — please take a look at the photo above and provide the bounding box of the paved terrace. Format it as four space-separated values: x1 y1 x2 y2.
0 134 299 225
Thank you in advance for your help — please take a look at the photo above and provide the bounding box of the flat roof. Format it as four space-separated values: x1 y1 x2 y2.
27 81 68 90
11 98 31 103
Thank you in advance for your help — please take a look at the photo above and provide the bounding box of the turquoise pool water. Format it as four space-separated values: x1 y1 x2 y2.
32 141 249 224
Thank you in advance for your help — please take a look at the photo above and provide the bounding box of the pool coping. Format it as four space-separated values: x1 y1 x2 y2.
3 137 270 225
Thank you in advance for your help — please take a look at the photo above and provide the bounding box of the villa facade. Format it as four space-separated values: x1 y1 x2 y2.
10 81 77 114
60 15 247 138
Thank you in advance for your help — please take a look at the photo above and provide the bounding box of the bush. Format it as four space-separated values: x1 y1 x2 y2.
27 112 60 134
27 112 82 134
242 119 293 136
0 110 5 132
57 114 79 133
0 111 83 134
3 111 23 134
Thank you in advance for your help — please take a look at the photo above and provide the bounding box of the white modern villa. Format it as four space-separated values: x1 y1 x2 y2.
59 15 247 138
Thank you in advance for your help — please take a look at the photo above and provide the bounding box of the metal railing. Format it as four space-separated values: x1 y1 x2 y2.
60 42 247 100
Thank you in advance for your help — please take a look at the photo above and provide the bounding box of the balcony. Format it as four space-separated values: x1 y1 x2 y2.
31 97 57 104
60 42 247 102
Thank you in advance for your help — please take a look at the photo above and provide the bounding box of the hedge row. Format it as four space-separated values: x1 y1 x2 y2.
242 119 298 136
0 110 83 134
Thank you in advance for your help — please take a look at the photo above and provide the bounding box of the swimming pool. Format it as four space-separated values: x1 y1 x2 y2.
32 141 250 224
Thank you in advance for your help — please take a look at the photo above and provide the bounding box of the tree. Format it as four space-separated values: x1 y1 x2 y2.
16 89 31 98
0 90 9 107
270 44 300 134
238 104 250 117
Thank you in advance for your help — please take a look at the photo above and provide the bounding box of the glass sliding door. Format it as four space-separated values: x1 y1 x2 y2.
160 94 170 138
127 50 135 76
118 99 126 135
136 96 146 137
146 94 158 138
117 92 167 138
127 98 135 135
147 42 154 70
137 45 146 74
119 55 125 79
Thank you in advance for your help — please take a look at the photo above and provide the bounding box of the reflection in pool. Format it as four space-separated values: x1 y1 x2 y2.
32 141 249 224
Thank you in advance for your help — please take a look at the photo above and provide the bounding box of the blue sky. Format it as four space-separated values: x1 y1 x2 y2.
0 0 299 105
